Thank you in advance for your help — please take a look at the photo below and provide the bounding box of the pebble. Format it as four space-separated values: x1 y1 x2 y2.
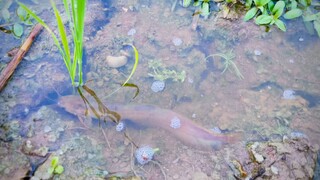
298 37 304 42
254 50 262 56
127 28 136 36
172 37 183 46
151 81 165 92
283 89 296 100
271 165 279 175
106 55 128 68
173 174 180 179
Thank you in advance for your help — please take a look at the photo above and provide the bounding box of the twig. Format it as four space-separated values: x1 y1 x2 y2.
151 160 167 180
100 126 111 149
0 23 43 91
130 142 138 177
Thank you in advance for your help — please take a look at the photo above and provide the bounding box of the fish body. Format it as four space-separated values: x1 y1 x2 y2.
58 95 241 149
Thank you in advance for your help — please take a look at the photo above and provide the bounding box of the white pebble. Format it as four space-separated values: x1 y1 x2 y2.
44 126 52 133
254 50 262 56
127 28 136 36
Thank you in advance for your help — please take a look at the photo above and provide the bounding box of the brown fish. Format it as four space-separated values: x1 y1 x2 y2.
58 95 242 149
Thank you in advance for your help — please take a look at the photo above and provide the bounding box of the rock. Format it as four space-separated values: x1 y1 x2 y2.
106 55 128 68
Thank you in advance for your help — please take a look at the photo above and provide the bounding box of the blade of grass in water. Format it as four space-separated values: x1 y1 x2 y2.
122 44 139 86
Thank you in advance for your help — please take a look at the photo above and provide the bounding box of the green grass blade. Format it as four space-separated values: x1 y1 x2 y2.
18 2 72 75
122 44 139 86
50 0 72 80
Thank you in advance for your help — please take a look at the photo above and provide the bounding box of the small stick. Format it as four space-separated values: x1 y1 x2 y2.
100 126 111 149
0 23 43 91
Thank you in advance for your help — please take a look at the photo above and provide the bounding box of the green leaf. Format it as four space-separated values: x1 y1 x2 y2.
272 1 285 19
48 167 55 174
1 9 10 21
17 6 27 21
13 23 23 37
255 15 273 24
314 20 320 37
245 0 253 9
51 156 59 168
303 12 320 22
258 0 271 7
244 7 258 21
183 0 192 7
201 2 210 16
267 1 274 11
54 165 64 174
122 44 139 86
275 19 286 31
304 21 315 34
283 9 302 19
193 1 201 6
290 0 298 9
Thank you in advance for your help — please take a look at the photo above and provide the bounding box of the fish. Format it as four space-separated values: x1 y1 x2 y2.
58 95 242 150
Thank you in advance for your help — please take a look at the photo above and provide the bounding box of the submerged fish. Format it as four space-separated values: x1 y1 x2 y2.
58 95 242 150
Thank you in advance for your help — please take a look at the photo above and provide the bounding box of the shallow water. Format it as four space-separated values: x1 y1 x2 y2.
1 0 320 179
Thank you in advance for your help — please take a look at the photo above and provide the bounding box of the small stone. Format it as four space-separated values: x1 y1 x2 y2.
127 28 136 36
254 152 264 163
151 81 165 92
298 37 304 42
106 55 128 68
271 165 279 175
254 50 262 56
43 126 52 133
172 37 183 46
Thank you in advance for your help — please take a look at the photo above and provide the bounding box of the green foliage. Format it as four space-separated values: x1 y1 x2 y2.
0 2 33 38
205 51 244 80
48 156 64 175
19 0 87 86
148 59 186 82
183 0 213 17
302 3 320 37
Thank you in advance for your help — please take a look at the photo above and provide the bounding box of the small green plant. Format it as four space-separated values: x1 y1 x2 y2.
244 0 308 32
205 50 244 79
19 0 87 86
0 2 33 38
148 59 186 82
48 156 64 175
302 3 320 37
183 0 213 17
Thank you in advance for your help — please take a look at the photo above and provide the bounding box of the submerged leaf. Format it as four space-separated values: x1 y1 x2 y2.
283 9 302 19
244 7 258 21
314 20 320 37
255 15 272 24
1 9 10 21
13 23 23 37
17 6 27 21
275 19 286 31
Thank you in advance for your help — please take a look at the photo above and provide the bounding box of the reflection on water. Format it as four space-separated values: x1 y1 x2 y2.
0 0 320 179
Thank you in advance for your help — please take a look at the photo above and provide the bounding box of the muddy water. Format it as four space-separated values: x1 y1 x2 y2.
0 0 319 179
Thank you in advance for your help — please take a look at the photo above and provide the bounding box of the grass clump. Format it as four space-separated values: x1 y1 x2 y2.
19 0 86 86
